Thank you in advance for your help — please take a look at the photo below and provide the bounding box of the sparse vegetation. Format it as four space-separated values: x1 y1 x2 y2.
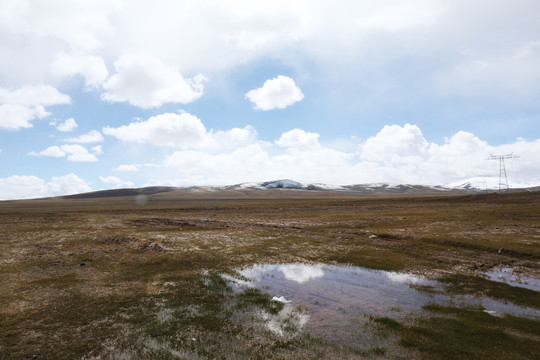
0 189 538 358
376 304 540 360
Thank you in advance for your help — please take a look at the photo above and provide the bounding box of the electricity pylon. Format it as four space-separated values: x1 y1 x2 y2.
487 153 519 191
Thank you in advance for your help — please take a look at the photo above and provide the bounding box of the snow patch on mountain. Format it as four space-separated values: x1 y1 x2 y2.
447 176 540 190
261 179 307 189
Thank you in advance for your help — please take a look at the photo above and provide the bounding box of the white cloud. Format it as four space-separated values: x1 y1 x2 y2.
103 112 207 147
99 175 135 188
435 41 540 101
1 1 539 107
164 144 272 180
361 124 430 161
0 85 71 130
52 118 78 132
245 75 304 110
116 164 139 171
66 130 104 143
62 145 98 162
276 129 320 149
51 52 109 89
104 112 267 155
101 53 206 108
92 145 104 155
29 144 98 162
0 0 121 52
434 131 488 156
0 105 49 130
0 84 70 107
0 173 91 200
204 126 259 152
162 125 352 185
279 264 324 283
45 173 92 196
155 121 540 187
0 176 45 200
28 146 65 158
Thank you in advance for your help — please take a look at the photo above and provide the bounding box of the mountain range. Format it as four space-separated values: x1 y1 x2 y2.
59 178 540 200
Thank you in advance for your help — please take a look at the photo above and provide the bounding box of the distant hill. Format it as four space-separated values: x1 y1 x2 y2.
16 178 538 201
61 186 176 199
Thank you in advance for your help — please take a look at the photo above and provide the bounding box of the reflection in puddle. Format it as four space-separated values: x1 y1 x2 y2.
259 303 310 336
279 263 325 283
484 267 540 291
225 263 540 346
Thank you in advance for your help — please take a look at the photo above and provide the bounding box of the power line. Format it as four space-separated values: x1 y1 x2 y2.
487 153 519 191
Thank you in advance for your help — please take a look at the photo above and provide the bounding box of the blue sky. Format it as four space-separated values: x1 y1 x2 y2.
1 0 539 199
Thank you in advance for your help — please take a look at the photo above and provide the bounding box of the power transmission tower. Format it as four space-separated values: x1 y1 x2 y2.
487 153 519 191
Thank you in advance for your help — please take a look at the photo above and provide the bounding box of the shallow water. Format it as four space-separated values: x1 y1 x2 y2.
225 263 540 344
484 267 540 292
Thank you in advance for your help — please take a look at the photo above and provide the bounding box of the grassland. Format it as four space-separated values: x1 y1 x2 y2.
0 189 539 359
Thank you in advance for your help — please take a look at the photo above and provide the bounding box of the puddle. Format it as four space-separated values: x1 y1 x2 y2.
483 267 540 291
224 263 540 346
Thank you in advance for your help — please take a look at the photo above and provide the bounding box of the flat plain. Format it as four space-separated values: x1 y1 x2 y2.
1 189 539 359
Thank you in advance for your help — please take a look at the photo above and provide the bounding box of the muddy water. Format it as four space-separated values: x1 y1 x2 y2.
225 263 540 346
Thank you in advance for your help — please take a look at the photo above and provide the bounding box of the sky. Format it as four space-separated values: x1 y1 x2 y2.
1 0 539 199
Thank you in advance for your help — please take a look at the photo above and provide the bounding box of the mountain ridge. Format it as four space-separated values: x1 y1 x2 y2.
50 178 540 200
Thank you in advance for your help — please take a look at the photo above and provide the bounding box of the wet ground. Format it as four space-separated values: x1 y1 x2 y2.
1 190 539 359
226 263 540 348
483 267 540 292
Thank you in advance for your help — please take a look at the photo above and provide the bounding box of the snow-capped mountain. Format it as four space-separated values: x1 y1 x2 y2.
49 178 540 201
260 179 306 189
447 177 540 191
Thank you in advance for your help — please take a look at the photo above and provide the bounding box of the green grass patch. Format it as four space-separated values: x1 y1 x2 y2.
235 287 284 315
376 305 540 360
370 316 403 330
328 249 407 271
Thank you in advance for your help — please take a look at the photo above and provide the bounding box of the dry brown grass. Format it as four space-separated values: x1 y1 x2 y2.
1 189 539 359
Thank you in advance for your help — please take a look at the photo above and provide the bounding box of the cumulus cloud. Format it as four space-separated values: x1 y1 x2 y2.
101 54 206 108
28 144 99 162
0 85 71 130
245 75 304 110
276 129 320 149
103 112 259 153
164 144 272 179
0 105 49 130
162 124 352 185
51 118 78 132
204 126 259 152
99 175 134 188
103 112 207 147
66 130 104 143
51 52 109 89
361 124 430 161
92 145 104 155
29 146 65 158
154 121 539 187
0 173 91 200
1 1 539 109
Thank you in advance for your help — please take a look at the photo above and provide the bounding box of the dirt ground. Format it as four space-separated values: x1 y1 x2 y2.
1 189 539 359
